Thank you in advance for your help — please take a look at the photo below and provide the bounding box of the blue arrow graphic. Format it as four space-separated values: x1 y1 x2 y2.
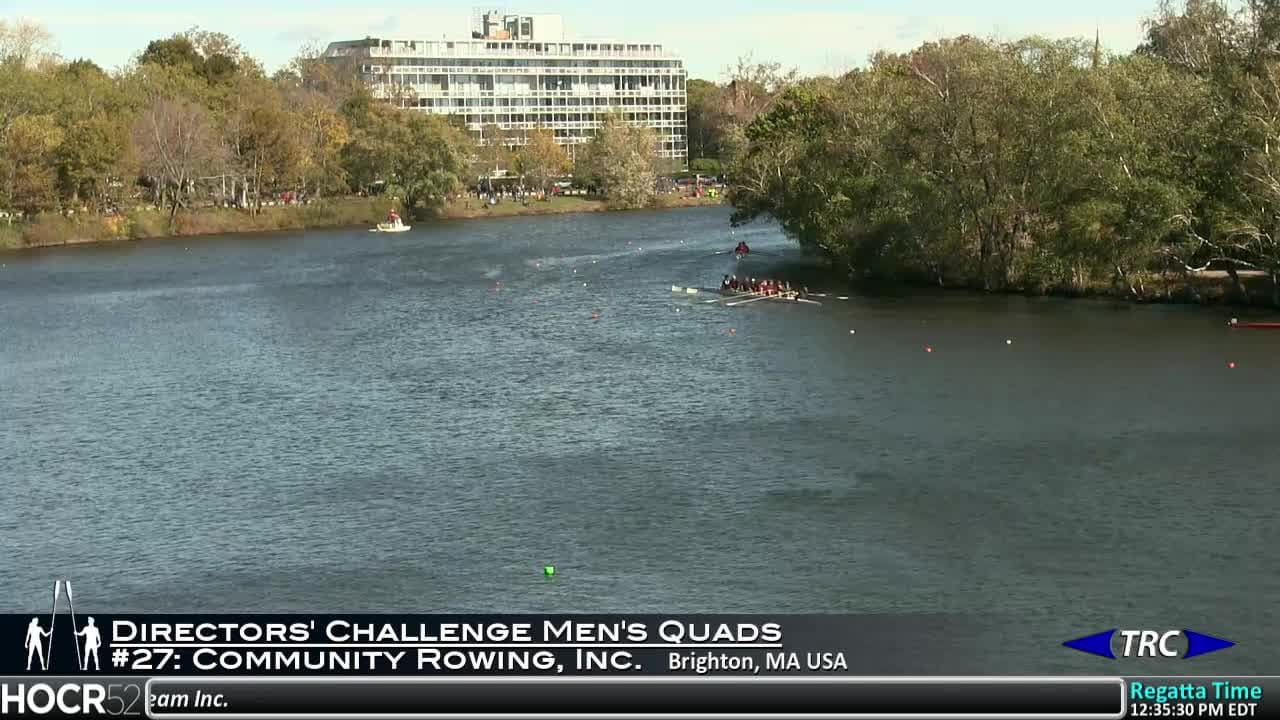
1183 630 1235 659
1063 629 1117 659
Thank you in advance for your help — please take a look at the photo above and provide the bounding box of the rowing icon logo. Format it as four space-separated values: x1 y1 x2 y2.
24 580 99 672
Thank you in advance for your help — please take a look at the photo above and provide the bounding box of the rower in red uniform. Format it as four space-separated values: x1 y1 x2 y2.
735 241 750 257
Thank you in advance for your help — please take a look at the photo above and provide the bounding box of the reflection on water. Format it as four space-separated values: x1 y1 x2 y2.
1 207 1276 673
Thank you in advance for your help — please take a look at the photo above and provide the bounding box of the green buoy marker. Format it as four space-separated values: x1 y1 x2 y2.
543 565 556 577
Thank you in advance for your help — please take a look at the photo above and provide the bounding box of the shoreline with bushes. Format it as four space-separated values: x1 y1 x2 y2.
0 194 725 251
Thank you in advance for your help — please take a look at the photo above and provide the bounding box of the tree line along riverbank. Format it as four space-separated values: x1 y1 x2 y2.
0 194 725 250
0 21 722 249
720 2 1280 309
8 4 1280 308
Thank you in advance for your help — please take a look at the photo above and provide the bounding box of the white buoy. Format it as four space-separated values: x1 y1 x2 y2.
1006 339 1012 345
849 330 856 334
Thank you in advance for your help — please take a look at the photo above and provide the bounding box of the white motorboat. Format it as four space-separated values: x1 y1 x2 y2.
371 221 411 233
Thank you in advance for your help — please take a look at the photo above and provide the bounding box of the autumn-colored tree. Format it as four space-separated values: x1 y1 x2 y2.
0 114 63 213
580 112 659 209
0 19 56 68
472 123 514 192
130 65 225 222
517 126 570 195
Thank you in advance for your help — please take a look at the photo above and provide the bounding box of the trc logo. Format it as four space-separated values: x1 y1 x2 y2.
1064 629 1235 659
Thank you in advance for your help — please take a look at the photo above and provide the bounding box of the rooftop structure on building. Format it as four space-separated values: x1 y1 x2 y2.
324 9 688 167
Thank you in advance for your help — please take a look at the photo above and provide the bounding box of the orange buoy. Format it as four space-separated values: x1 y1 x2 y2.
925 346 933 353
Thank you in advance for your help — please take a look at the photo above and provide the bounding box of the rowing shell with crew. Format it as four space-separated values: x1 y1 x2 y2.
670 284 822 306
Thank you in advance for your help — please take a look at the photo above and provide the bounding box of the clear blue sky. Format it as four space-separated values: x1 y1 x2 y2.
4 0 1161 78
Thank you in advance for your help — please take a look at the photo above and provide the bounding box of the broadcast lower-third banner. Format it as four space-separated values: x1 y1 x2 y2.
136 677 1126 718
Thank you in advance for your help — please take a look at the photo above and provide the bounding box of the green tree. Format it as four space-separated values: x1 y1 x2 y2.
139 36 205 75
52 60 136 208
686 78 726 163
341 105 467 213
397 112 468 211
139 29 252 87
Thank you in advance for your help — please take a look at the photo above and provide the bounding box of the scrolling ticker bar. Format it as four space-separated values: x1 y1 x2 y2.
28 675 1280 719
134 676 1127 719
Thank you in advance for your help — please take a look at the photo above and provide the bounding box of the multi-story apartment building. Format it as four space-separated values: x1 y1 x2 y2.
324 10 688 168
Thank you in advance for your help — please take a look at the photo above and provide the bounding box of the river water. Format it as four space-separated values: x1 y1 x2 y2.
1 206 1276 673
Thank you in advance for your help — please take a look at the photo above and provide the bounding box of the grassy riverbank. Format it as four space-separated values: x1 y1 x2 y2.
0 195 725 250
765 255 1280 309
821 267 1280 309
0 198 397 250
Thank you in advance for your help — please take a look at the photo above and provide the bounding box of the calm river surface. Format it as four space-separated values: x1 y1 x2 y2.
1 206 1276 672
